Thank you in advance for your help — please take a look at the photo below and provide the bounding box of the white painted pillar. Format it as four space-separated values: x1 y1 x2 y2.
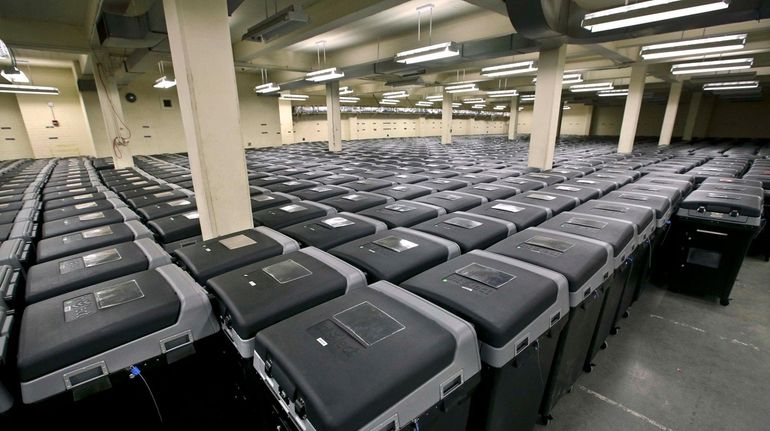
658 81 682 146
683 91 702 141
442 90 452 145
278 98 294 145
325 81 342 152
508 96 519 140
583 105 594 136
529 45 566 170
164 0 253 239
93 60 134 168
617 62 647 154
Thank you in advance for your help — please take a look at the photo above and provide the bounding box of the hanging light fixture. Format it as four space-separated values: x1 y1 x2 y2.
670 58 753 75
426 94 443 101
472 104 485 109
382 90 409 99
520 94 535 102
463 97 485 104
305 67 344 82
305 41 344 82
339 86 354 95
1 67 30 84
703 80 759 91
486 89 519 98
415 101 433 107
280 93 310 101
445 83 478 93
0 83 60 95
533 73 583 85
582 0 730 33
640 33 747 60
153 61 176 89
339 96 360 103
570 82 614 92
394 5 459 65
493 105 507 110
562 104 572 110
598 89 629 97
481 61 537 77
255 68 280 93
451 102 461 107
379 99 399 105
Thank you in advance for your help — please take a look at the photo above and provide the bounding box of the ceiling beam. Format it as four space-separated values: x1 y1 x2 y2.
0 18 91 53
232 0 410 62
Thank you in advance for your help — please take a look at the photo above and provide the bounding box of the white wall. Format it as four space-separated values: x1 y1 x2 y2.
14 66 96 158
291 115 509 142
0 93 34 160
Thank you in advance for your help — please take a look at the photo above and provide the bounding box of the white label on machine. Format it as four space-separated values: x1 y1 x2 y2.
492 203 525 213
75 202 99 210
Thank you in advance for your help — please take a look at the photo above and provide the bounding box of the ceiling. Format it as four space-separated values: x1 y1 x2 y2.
1 0 769 105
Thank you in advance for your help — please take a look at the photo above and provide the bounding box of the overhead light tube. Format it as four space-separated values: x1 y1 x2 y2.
582 0 730 33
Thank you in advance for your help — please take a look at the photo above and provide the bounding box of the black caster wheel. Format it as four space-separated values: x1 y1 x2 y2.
623 310 630 318
601 341 609 350
610 327 619 335
720 298 730 306
584 363 594 373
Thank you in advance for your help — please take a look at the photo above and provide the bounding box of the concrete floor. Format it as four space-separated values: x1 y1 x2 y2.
539 256 770 431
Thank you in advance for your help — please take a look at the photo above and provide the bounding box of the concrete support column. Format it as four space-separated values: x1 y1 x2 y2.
93 60 134 168
442 90 452 145
658 81 683 146
529 45 566 170
164 0 253 239
683 91 702 141
617 62 647 154
508 96 519 140
325 81 342 152
583 105 594 136
278 98 294 145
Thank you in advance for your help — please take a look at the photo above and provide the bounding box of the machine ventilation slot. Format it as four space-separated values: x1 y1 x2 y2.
161 331 192 353
550 311 561 326
64 362 108 389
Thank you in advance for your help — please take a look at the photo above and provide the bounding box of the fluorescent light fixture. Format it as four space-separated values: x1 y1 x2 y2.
445 83 479 93
520 94 535 102
0 84 60 95
670 57 753 74
0 39 9 60
242 4 309 43
563 105 571 110
305 67 344 82
472 104 485 109
703 80 759 91
379 99 399 105
426 94 443 101
481 61 537 77
339 86 353 95
452 103 461 107
415 101 433 107
518 106 524 111
153 76 176 89
487 89 519 98
279 93 309 101
533 73 583 85
463 97 485 104
598 89 629 97
339 96 360 103
254 82 281 94
640 33 746 60
493 105 506 110
1 67 30 84
570 82 614 92
582 0 730 33
395 42 460 64
382 90 409 98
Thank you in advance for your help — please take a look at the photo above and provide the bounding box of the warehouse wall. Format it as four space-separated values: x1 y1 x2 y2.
13 66 96 158
0 93 34 160
706 95 770 138
291 115 509 143
80 71 282 156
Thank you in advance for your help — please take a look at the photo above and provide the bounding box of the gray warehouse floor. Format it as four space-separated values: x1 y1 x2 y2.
539 256 770 431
